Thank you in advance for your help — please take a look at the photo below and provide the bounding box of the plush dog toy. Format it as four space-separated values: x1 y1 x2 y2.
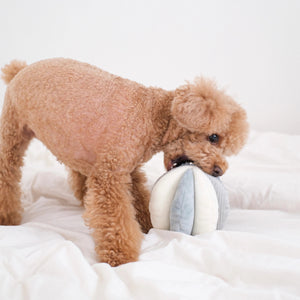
150 163 229 235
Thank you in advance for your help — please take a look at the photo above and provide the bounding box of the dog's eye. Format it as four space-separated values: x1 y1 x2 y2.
208 134 219 144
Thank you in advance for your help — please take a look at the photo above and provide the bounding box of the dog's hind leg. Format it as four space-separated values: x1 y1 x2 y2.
0 98 33 225
68 169 87 205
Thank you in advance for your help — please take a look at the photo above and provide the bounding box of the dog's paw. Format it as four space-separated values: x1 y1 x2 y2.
139 217 153 234
95 236 141 267
0 211 22 225
97 248 139 267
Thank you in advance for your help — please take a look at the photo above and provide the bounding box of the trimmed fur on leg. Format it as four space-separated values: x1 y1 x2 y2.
68 169 87 205
131 166 153 233
83 170 143 266
0 100 33 225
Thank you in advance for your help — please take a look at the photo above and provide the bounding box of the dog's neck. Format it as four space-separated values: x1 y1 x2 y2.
142 88 183 161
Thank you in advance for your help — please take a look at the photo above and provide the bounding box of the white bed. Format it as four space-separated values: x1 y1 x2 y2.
0 130 300 300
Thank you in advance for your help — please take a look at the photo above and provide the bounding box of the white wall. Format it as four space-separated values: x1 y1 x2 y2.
0 0 299 134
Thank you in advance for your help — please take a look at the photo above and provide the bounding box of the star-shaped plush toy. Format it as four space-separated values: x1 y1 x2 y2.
149 163 230 235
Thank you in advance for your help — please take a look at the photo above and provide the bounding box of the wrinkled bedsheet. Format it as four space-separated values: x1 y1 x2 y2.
0 131 300 300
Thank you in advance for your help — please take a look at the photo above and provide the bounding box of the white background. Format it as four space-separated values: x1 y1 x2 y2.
0 0 299 134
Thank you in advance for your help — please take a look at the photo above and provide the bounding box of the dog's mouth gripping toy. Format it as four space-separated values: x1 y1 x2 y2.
149 159 230 235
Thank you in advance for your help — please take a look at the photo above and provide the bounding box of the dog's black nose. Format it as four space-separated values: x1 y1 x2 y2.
212 165 223 177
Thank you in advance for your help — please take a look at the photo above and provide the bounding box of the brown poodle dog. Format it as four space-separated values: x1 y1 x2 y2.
0 58 249 266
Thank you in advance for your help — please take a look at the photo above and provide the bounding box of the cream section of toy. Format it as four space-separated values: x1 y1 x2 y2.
149 165 219 234
150 166 188 230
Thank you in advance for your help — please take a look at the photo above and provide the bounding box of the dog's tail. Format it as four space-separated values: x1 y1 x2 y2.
1 60 27 84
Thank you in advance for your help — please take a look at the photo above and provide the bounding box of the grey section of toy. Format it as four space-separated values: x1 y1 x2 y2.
169 168 195 235
206 174 230 229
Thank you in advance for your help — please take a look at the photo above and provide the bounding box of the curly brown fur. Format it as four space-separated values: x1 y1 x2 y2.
0 58 249 266
130 166 153 233
68 169 88 205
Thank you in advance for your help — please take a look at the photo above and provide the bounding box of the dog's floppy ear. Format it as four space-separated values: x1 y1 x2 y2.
171 78 233 133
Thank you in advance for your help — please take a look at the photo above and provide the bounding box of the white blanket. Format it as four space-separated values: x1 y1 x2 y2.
0 131 300 300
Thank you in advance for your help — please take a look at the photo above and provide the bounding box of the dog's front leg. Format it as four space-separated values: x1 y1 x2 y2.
131 166 153 233
83 169 143 266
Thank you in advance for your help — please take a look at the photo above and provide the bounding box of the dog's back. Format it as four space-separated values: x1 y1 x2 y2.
2 58 158 174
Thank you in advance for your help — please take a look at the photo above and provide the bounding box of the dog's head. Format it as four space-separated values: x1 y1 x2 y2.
162 78 249 176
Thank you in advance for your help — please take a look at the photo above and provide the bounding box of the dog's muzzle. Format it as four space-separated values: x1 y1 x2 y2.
168 155 194 171
212 165 223 177
168 156 224 177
